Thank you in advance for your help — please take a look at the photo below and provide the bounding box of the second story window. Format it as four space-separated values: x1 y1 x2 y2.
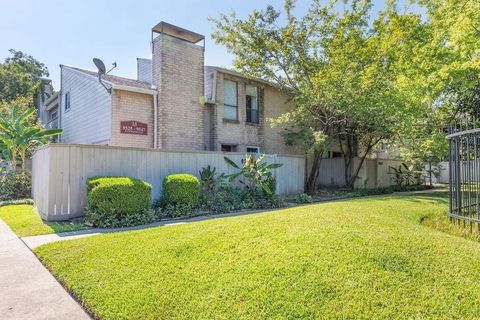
64 92 71 111
246 85 258 124
223 80 238 121
50 110 58 120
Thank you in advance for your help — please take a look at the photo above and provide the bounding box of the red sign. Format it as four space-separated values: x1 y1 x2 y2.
120 121 148 135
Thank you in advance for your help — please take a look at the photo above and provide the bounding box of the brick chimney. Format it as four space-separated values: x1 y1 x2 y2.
151 22 205 150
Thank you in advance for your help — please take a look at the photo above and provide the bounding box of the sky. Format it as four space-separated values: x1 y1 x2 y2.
0 0 419 90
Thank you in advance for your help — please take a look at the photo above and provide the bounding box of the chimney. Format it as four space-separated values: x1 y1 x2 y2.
151 22 206 150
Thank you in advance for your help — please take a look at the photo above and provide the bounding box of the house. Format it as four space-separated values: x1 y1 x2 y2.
34 79 59 129
53 22 300 156
46 21 402 190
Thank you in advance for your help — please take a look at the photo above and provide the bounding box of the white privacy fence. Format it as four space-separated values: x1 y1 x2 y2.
423 162 449 184
32 144 305 221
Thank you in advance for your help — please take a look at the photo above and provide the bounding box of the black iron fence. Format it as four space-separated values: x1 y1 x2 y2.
448 121 480 231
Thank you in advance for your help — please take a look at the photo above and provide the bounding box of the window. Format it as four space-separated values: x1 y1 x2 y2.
223 80 238 120
327 151 342 158
246 85 259 123
246 146 260 154
221 144 236 152
64 92 71 111
50 110 58 120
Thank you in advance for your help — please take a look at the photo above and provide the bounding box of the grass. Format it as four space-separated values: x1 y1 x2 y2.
0 205 87 237
34 192 480 319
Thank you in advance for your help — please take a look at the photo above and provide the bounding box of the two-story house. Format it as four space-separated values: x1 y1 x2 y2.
54 22 300 155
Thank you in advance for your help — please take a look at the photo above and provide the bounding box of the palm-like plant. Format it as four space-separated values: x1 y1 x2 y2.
388 163 421 186
0 105 62 170
224 154 282 195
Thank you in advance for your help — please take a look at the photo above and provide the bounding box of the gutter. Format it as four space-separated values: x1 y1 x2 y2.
111 85 157 95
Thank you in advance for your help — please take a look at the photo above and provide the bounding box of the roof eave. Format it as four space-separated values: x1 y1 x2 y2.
112 84 157 95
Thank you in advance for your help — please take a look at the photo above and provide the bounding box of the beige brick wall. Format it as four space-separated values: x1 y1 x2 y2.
152 34 205 151
212 71 302 155
110 90 154 148
262 85 301 155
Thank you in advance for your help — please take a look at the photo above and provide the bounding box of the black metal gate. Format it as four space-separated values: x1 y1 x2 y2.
448 121 480 230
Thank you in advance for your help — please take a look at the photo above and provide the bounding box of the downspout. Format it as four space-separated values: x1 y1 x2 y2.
154 92 158 148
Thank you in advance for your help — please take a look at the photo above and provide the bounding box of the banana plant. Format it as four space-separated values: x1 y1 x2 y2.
388 163 420 186
199 165 226 192
0 105 62 170
224 154 282 195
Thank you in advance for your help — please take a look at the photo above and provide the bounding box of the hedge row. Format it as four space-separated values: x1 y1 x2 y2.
86 176 153 228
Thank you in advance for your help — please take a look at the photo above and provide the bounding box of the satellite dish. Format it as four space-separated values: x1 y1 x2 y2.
93 58 106 75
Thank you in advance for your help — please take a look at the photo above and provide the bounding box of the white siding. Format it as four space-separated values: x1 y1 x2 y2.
60 67 112 144
137 58 152 84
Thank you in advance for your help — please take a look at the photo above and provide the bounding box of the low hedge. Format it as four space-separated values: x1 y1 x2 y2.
0 198 35 208
163 174 200 206
0 170 31 201
86 176 153 228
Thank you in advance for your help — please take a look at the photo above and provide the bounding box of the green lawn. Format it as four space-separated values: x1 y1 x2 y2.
0 205 87 237
35 193 480 319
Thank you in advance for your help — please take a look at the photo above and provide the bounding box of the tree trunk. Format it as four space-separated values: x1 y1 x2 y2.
429 161 432 186
11 150 17 171
305 150 322 193
345 154 368 190
344 141 379 190
304 153 308 192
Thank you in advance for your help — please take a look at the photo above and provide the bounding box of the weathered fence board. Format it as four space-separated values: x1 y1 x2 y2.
316 157 403 189
32 144 305 221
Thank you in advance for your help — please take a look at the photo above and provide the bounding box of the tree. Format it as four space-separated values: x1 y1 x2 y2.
211 0 428 191
211 0 360 192
397 0 480 180
0 49 49 102
0 103 62 170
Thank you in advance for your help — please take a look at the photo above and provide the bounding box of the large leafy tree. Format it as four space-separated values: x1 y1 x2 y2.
211 0 428 191
0 49 49 102
211 0 356 191
397 0 480 169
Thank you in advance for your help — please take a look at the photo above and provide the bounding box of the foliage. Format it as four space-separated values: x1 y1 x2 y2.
0 170 31 201
0 198 34 207
0 205 87 237
160 203 197 219
36 194 480 319
162 174 200 207
210 1 432 191
199 165 226 193
224 154 282 195
294 193 313 204
0 104 62 169
388 163 421 186
0 49 49 102
86 176 153 228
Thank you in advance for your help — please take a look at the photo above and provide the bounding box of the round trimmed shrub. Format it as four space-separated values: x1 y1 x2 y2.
163 174 200 206
86 176 153 228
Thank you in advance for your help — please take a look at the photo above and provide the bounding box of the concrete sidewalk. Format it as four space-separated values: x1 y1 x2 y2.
0 220 90 320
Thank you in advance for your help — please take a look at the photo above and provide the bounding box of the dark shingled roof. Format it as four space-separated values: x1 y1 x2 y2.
64 66 155 90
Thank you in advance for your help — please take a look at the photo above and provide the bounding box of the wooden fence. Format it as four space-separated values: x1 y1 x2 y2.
317 157 404 189
32 144 305 221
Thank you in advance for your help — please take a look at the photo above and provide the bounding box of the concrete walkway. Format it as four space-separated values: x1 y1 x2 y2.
23 208 272 249
0 219 90 320
22 188 448 250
